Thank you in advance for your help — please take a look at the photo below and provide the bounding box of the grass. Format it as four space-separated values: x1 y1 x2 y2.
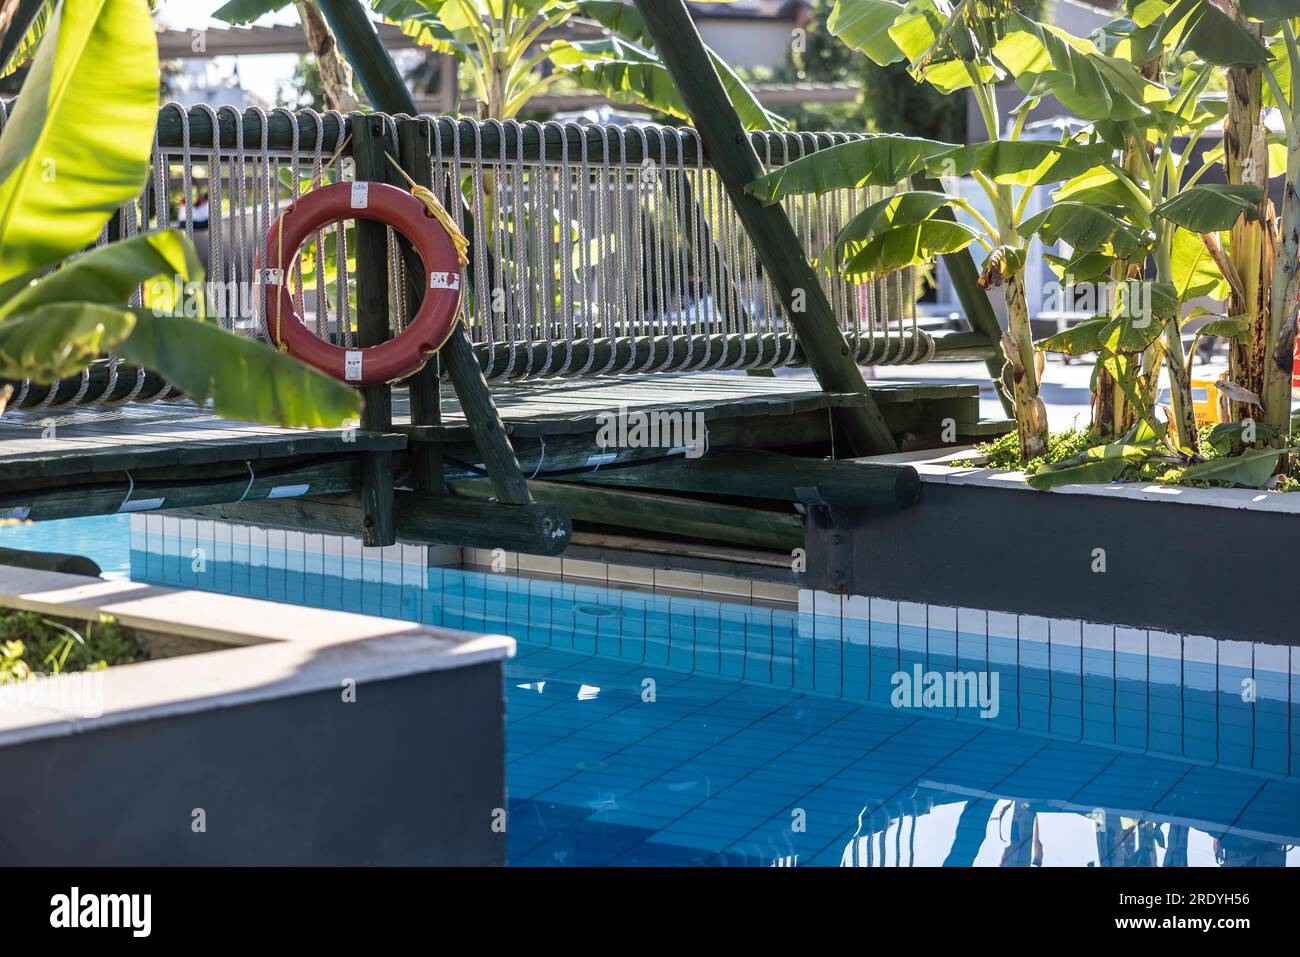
0 611 148 684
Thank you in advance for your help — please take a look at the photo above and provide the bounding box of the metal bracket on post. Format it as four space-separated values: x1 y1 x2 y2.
794 486 853 593
793 485 850 531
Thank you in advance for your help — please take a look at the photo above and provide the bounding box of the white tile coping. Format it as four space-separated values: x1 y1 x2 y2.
0 566 514 747
871 450 1300 515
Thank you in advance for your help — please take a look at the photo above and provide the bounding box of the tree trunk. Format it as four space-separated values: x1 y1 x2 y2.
1225 8 1273 436
1004 270 1047 459
1162 312 1200 450
1094 57 1162 438
297 1 359 112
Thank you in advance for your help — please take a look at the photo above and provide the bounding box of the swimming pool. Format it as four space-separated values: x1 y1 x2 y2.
4 513 1298 866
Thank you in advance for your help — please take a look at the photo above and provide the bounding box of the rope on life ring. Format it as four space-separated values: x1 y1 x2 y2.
260 179 466 386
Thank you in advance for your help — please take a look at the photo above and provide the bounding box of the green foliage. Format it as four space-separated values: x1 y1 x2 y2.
0 611 147 683
0 0 360 428
967 424 1300 490
0 0 158 283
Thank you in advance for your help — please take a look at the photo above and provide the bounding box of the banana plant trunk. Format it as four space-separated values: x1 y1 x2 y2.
1225 7 1274 434
1265 149 1299 441
1094 56 1161 438
1004 269 1047 459
1154 231 1201 451
296 1 359 112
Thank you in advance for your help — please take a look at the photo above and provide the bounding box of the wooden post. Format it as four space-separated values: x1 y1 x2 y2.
397 117 446 495
319 0 533 507
349 113 397 546
630 0 897 455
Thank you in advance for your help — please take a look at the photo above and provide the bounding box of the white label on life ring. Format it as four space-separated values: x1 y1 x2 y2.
345 351 363 381
430 271 461 290
350 181 369 209
260 267 282 286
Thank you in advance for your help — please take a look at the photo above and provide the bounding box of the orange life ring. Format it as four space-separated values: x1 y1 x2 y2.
261 180 463 385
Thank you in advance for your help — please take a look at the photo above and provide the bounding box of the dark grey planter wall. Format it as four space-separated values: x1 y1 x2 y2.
0 662 506 866
804 482 1300 646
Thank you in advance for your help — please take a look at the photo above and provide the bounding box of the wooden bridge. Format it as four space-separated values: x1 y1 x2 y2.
0 2 1011 564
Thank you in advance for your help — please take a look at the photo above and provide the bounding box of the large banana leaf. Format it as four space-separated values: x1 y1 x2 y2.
0 231 201 320
993 13 1168 121
211 0 290 22
935 140 1116 187
1037 317 1109 356
1019 201 1151 258
1027 440 1156 490
889 0 1000 92
120 311 360 429
1044 249 1116 283
1170 226 1228 301
1054 166 1152 227
1179 446 1288 486
1128 0 1271 66
1152 184 1263 232
1239 0 1300 17
549 37 785 131
372 0 479 59
0 0 158 282
828 0 908 65
746 135 956 203
842 218 980 277
0 301 134 381
826 190 957 272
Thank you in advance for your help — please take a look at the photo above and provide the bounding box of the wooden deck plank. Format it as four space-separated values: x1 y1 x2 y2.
0 374 978 474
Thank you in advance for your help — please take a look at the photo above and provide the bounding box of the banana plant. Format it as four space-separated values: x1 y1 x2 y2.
1026 19 1268 455
214 0 781 127
0 0 358 427
747 0 1164 461
1168 0 1300 455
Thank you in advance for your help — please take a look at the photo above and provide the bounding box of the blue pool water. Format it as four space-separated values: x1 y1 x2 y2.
3 514 1298 866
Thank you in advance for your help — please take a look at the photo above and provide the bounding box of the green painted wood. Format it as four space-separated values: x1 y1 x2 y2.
568 450 921 510
317 0 418 115
398 491 568 554
350 113 398 546
397 117 446 495
184 491 570 555
914 174 1014 417
457 330 991 377
386 212 535 506
155 108 862 167
631 0 897 456
0 458 358 523
319 0 536 511
455 477 804 553
0 546 101 577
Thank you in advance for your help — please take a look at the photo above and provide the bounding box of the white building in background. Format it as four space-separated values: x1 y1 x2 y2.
165 58 266 111
688 0 808 70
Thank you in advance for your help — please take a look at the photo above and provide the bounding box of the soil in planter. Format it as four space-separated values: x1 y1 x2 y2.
0 611 149 683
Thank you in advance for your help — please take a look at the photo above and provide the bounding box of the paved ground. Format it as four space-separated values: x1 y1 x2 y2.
767 350 1232 434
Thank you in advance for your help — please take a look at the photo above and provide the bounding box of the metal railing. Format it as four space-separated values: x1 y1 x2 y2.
1 104 947 410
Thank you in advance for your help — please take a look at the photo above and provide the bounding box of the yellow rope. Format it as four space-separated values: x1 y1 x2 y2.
383 151 470 267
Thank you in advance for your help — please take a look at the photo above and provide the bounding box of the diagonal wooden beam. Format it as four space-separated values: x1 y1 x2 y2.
630 0 897 455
